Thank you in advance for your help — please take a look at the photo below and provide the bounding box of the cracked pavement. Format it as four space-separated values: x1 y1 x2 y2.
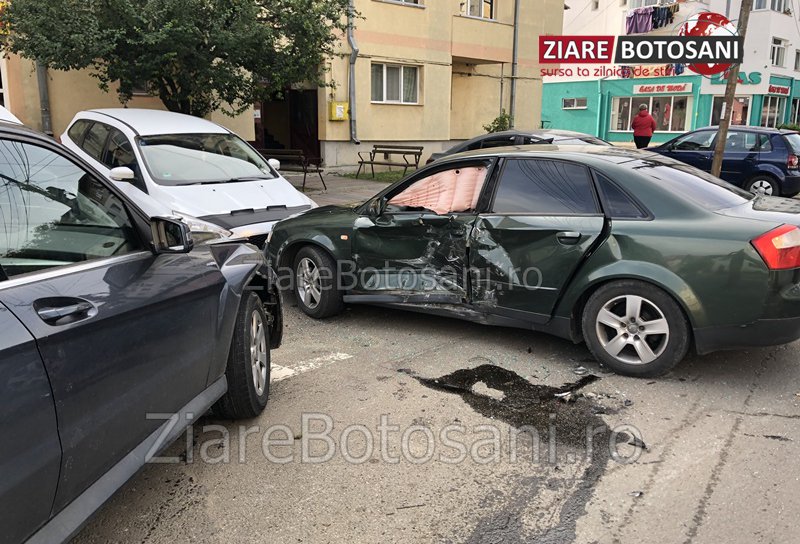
72 299 800 544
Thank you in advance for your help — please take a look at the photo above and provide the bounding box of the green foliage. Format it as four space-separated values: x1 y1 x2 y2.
1 0 352 117
779 123 800 132
483 109 513 133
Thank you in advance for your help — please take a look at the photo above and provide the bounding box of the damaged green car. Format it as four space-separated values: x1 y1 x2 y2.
267 146 800 377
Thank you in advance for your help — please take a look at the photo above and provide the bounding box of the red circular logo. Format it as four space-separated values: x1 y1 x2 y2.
678 12 738 76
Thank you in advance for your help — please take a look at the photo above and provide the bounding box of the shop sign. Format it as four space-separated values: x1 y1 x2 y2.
768 84 790 96
709 71 762 85
633 83 692 94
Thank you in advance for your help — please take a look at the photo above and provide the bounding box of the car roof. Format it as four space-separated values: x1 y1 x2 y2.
478 128 600 140
698 125 782 134
442 144 666 166
0 120 54 140
86 108 230 136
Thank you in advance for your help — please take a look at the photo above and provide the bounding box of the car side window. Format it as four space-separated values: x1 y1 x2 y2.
760 134 773 152
67 120 91 144
386 165 489 215
492 159 600 215
480 136 516 149
672 131 715 151
595 174 649 219
104 129 138 169
723 131 756 152
0 139 142 279
81 122 112 162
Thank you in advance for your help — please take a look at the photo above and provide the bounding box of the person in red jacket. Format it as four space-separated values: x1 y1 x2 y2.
631 103 657 149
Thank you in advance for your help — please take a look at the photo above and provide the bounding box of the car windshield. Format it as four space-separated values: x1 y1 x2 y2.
137 133 277 186
633 159 755 210
783 133 800 154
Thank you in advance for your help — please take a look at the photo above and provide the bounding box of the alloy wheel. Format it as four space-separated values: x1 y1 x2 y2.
297 257 322 310
749 179 774 196
594 294 670 365
250 310 268 395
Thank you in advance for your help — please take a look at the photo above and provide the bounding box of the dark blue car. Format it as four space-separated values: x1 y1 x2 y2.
649 126 800 197
0 122 283 543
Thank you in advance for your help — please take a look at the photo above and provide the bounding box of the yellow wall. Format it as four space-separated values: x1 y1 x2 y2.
319 0 563 152
4 56 255 140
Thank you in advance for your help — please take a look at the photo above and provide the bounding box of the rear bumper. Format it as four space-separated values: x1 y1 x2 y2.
781 173 800 195
694 315 800 354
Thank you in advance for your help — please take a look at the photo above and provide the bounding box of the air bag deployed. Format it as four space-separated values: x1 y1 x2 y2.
389 166 487 215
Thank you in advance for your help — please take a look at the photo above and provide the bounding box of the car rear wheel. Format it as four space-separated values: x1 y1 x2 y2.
293 246 344 319
582 280 690 377
745 175 778 196
214 292 270 419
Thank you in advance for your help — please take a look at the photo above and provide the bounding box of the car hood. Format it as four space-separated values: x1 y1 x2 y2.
153 176 316 217
716 195 800 228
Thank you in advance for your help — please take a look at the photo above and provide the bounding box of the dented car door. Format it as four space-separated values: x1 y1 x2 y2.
351 162 491 302
470 158 605 322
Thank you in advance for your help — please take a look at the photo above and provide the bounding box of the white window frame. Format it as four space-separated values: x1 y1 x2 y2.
562 97 588 110
629 0 658 8
465 0 495 19
0 58 9 110
761 95 787 128
371 63 420 105
609 95 693 133
771 0 787 12
771 37 787 67
710 95 752 126
791 98 800 125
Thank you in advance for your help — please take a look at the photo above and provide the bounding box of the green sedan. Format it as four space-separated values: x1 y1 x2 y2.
267 146 800 377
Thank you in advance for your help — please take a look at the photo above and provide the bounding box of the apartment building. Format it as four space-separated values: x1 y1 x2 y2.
543 0 800 144
257 0 564 166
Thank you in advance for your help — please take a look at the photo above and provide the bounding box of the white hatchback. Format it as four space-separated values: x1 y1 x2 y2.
61 108 316 245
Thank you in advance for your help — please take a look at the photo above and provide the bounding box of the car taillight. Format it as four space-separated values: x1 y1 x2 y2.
788 154 799 169
752 224 800 270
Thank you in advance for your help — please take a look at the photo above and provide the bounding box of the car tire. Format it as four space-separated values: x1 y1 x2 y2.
214 292 270 419
581 280 690 378
293 245 344 319
745 175 779 196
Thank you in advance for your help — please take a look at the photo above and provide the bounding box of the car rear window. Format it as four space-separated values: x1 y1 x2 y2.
638 161 754 210
783 133 800 154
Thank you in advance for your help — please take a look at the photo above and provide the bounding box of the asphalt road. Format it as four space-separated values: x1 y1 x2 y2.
74 297 800 544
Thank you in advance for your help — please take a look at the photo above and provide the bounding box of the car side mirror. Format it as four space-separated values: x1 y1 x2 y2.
268 158 281 171
109 166 135 181
150 217 194 254
367 197 385 218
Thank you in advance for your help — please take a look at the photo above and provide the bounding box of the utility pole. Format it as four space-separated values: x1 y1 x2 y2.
710 0 753 177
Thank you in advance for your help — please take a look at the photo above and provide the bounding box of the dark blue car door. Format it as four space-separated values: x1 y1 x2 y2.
0 137 225 518
661 130 715 171
717 130 759 185
0 304 62 544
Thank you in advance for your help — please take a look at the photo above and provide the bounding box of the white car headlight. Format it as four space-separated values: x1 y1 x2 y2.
172 211 232 243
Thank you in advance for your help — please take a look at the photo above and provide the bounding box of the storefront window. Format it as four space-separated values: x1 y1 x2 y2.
711 96 750 125
610 95 692 132
791 98 800 125
761 95 786 127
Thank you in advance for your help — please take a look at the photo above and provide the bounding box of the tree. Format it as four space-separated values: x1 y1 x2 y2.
1 0 351 117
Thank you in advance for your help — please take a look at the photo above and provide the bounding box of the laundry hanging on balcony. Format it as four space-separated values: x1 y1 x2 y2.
626 6 654 34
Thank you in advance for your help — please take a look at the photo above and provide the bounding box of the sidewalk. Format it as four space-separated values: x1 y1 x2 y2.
282 173 392 207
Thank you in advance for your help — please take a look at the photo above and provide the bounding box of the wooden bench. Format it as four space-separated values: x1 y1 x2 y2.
256 148 325 192
356 145 424 179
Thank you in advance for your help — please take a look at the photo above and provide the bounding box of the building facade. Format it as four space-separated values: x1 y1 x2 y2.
256 0 564 167
543 0 800 144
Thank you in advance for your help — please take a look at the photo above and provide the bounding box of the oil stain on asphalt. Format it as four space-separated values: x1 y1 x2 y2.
400 363 614 544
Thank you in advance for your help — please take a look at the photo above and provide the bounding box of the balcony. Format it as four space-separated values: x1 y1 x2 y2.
451 14 514 64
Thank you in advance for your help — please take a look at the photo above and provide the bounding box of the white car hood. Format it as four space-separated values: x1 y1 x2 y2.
151 176 315 217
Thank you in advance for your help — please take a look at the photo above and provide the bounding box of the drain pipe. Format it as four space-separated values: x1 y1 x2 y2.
36 62 53 136
509 0 521 127
347 0 360 144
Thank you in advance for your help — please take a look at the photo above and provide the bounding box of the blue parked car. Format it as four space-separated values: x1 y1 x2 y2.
649 126 800 197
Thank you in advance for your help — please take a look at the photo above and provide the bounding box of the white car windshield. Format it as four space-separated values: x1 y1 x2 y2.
137 133 277 186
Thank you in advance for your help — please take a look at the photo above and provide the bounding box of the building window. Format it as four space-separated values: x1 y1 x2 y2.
711 96 750 125
390 0 422 4
771 38 786 66
630 0 658 7
371 63 419 104
466 0 494 19
791 98 800 125
795 50 800 71
592 0 599 10
562 97 588 109
611 95 690 132
761 95 786 127
754 0 788 9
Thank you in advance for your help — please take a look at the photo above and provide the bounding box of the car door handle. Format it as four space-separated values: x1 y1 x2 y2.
556 231 582 245
35 300 95 324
